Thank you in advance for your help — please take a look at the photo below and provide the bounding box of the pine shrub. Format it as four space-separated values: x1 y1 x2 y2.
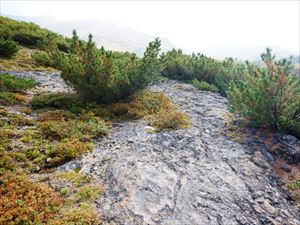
30 93 78 109
31 51 53 67
228 48 300 137
160 49 246 96
0 16 71 52
192 79 218 92
52 31 161 103
0 38 19 58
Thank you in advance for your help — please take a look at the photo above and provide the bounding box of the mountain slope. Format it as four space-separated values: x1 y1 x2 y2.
204 45 298 61
6 15 176 56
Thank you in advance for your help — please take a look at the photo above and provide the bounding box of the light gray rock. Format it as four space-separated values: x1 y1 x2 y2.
76 81 300 225
1 70 73 93
6 71 298 224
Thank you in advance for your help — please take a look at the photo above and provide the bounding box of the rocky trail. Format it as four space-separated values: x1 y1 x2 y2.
5 71 300 225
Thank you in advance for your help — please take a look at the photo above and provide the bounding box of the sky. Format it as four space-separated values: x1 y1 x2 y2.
1 1 299 55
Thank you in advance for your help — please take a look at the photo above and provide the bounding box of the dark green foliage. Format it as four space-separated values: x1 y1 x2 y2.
279 116 300 138
214 58 248 96
0 92 17 105
192 79 218 92
31 51 53 67
30 93 79 109
52 31 161 103
160 49 246 96
0 74 36 105
13 31 44 46
0 16 70 50
0 73 37 92
0 38 19 58
228 48 300 138
160 49 192 81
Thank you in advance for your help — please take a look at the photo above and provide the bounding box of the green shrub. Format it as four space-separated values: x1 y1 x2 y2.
13 32 44 46
213 58 248 96
52 32 161 103
0 73 37 92
192 79 218 92
0 16 71 51
0 74 36 105
228 48 300 138
30 93 79 109
0 92 28 105
279 116 300 138
0 92 17 105
31 51 53 67
160 50 246 96
160 49 192 81
0 38 19 58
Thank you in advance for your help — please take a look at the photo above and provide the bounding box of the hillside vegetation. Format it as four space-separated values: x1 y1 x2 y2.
0 16 299 224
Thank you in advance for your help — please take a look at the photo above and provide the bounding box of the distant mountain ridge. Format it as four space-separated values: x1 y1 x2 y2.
4 14 299 61
203 45 299 61
6 15 176 56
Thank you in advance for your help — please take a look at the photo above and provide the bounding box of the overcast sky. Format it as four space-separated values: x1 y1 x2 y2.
1 1 299 54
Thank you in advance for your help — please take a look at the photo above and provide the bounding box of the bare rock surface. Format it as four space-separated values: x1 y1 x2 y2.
1 70 72 93
75 81 299 225
4 71 299 224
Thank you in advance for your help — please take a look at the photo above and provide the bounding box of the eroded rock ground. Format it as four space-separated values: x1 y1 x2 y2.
5 71 300 225
77 81 299 225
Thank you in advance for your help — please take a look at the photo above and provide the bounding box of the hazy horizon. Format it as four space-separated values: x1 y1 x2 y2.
1 1 299 58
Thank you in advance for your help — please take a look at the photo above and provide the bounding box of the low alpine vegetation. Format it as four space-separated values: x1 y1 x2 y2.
51 31 161 103
192 79 218 92
0 16 69 51
31 92 78 110
0 173 63 225
0 73 37 105
160 49 246 96
0 37 19 58
228 48 300 138
30 90 189 131
31 50 53 67
0 73 37 92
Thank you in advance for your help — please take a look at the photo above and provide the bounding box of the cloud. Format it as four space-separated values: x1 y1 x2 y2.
1 1 299 54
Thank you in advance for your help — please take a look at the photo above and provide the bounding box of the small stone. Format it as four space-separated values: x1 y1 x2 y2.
46 158 52 162
256 197 264 204
281 163 291 173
